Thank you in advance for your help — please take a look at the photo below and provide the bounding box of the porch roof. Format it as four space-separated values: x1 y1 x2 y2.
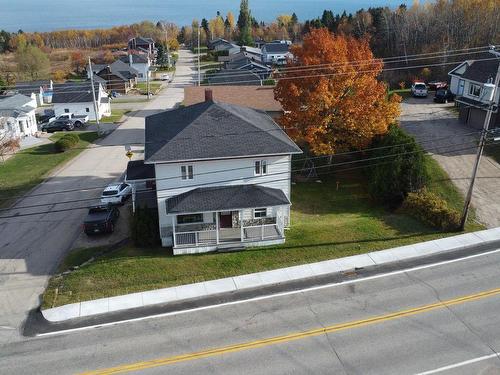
166 185 290 214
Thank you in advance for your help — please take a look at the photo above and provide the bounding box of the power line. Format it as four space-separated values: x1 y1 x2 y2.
0 143 484 220
0 129 483 199
0 140 485 215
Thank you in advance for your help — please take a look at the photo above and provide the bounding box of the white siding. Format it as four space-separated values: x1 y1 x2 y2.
155 155 292 230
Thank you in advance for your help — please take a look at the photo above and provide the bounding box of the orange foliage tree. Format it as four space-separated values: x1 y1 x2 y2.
274 28 401 155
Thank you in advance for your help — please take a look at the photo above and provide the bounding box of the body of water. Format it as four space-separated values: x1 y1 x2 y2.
0 0 408 32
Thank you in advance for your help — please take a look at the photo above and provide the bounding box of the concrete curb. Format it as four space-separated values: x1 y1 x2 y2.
42 227 500 322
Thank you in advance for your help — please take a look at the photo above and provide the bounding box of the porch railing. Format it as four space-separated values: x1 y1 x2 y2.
175 230 217 247
242 223 283 242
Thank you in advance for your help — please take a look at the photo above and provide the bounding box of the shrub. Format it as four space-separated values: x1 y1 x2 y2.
367 125 429 207
130 206 160 247
402 189 461 231
54 133 79 152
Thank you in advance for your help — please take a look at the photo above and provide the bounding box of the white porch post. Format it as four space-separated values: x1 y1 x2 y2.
131 184 136 214
215 211 220 244
171 215 176 247
240 210 244 241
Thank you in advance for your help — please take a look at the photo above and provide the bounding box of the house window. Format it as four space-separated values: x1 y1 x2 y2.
64 108 69 113
458 79 465 95
177 214 203 224
138 73 143 78
85 108 90 112
254 160 268 176
469 83 481 97
181 165 194 180
254 208 267 218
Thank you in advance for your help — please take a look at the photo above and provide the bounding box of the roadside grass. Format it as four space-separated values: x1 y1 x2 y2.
136 82 162 95
389 88 411 100
111 97 149 104
42 165 481 308
89 109 130 124
0 132 99 208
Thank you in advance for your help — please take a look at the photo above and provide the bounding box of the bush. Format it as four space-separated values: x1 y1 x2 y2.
402 189 461 231
54 133 79 152
367 125 429 207
130 206 160 247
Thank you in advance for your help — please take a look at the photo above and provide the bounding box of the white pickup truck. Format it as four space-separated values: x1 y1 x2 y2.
48 113 89 128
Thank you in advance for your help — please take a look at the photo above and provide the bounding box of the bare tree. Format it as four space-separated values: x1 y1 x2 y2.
0 118 20 162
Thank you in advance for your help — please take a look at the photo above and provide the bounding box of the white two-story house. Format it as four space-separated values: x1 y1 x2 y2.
262 42 294 65
143 90 302 255
448 49 500 129
0 93 38 138
119 54 151 82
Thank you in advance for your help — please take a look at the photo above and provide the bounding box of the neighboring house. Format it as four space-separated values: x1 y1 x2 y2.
52 82 110 121
184 86 283 119
15 80 53 106
227 45 263 60
449 50 500 129
254 38 266 49
262 43 294 65
119 53 151 82
96 60 139 94
207 69 263 86
128 37 156 56
0 93 38 138
208 38 237 52
137 90 302 254
226 55 272 80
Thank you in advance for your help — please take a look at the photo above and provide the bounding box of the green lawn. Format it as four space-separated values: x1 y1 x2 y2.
42 162 481 308
104 109 130 123
136 82 162 95
0 132 99 208
388 88 412 100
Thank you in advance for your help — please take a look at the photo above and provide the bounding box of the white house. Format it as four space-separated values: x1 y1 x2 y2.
138 89 302 255
119 54 151 82
262 42 293 65
448 49 500 129
51 82 111 121
0 94 38 138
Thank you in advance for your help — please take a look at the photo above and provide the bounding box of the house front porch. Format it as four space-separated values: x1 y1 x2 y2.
160 185 291 255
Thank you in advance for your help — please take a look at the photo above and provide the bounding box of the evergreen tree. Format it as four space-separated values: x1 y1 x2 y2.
237 0 254 46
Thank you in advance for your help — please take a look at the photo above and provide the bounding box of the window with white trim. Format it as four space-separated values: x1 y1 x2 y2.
181 165 194 180
64 108 69 113
469 83 481 97
254 208 267 218
85 107 90 112
254 160 268 176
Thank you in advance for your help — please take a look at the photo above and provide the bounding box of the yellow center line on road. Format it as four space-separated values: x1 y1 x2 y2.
81 287 500 375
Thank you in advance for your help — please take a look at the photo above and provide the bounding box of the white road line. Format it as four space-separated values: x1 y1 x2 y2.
415 353 500 374
35 247 500 338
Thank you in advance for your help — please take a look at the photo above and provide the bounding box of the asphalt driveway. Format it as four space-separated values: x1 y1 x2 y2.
400 96 500 228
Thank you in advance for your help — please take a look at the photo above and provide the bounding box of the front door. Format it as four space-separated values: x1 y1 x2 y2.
219 212 233 228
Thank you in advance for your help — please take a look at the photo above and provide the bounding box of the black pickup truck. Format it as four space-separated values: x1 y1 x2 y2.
83 205 120 235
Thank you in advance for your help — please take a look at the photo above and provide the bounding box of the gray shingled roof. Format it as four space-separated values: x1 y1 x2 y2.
207 69 262 86
52 82 100 103
126 160 156 181
263 43 290 54
462 58 500 85
166 185 290 214
145 100 301 163
119 54 149 64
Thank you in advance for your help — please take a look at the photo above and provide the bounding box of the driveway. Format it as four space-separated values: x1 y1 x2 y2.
0 49 196 345
400 96 500 228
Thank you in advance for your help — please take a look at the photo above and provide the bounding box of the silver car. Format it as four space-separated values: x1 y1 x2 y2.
100 183 132 205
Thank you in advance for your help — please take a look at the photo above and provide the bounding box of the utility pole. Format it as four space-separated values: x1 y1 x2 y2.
198 25 201 86
146 65 151 100
163 21 171 68
88 57 100 134
459 52 500 230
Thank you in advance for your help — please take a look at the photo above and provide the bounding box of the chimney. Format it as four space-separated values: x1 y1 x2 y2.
204 89 213 102
129 54 133 66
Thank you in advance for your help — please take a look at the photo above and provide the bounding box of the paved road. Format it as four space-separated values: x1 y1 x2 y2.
0 49 196 346
1 247 500 374
400 97 500 228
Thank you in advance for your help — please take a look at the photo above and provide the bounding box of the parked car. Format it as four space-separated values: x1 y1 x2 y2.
83 205 120 235
55 113 89 128
40 119 74 133
111 91 121 98
100 182 132 205
161 73 171 81
433 88 455 103
411 82 428 98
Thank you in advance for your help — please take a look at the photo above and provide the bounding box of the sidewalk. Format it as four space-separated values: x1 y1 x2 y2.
42 227 500 322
